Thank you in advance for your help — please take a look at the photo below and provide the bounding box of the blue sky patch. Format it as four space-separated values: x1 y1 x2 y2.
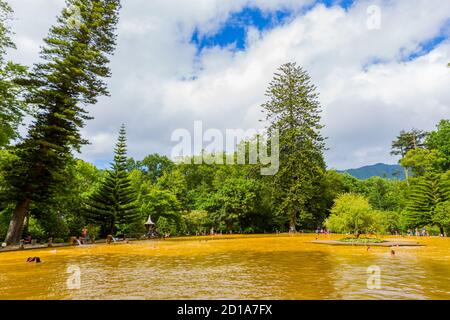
362 29 448 70
93 159 111 170
190 0 356 53
191 7 292 52
317 0 355 10
405 34 448 61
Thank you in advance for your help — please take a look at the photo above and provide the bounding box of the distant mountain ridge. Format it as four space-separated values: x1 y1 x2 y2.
337 163 405 180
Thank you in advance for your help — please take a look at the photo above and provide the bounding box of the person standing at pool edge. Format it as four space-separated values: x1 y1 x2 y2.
81 226 88 244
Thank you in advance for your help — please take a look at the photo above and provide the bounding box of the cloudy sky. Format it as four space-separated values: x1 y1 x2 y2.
6 0 450 170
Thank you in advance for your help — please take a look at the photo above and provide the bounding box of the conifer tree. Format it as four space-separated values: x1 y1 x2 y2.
4 0 121 244
85 125 139 235
405 173 450 233
262 62 326 231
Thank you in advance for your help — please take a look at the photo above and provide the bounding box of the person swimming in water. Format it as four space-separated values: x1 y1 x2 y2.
26 257 41 263
390 249 395 256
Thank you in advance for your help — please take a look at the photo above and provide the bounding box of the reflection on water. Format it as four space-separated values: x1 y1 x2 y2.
0 234 449 300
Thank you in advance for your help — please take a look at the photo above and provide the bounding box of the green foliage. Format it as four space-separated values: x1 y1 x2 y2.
157 168 188 209
404 172 450 229
27 216 46 242
0 205 11 239
262 62 326 231
364 177 406 211
0 60 28 147
0 0 28 147
21 159 99 240
339 237 384 243
432 201 450 234
1 150 103 240
30 208 69 240
138 154 174 183
426 119 450 170
203 177 259 231
85 125 139 236
325 193 382 236
86 223 100 240
141 187 180 223
400 148 446 176
156 216 178 236
391 129 428 182
181 210 211 234
377 210 403 234
391 129 427 158
0 149 15 201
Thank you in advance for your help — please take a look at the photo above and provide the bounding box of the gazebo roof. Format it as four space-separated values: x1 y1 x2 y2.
144 215 155 226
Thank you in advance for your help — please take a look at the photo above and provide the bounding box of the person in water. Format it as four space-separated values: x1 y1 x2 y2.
27 257 41 263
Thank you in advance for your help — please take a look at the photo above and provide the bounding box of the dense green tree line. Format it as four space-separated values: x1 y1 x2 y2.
0 118 448 241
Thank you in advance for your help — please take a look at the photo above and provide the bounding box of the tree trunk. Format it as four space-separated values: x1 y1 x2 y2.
109 223 115 237
226 220 233 233
5 199 31 245
403 166 410 186
24 212 30 236
289 210 297 233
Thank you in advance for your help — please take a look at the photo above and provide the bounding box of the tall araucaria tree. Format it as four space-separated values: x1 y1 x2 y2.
4 0 121 245
405 172 450 234
262 62 326 232
85 125 139 236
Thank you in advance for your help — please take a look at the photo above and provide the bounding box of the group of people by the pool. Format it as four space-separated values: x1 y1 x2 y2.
407 227 430 237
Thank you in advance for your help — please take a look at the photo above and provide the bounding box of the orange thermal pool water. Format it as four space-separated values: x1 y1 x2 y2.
0 234 449 300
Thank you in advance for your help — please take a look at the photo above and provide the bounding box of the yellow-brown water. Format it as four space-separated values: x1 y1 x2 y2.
0 234 449 300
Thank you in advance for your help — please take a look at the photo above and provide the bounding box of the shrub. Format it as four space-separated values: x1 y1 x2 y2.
377 210 403 234
339 237 384 243
182 210 211 234
156 216 178 236
325 193 382 237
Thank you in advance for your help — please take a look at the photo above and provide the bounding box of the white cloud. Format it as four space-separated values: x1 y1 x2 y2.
6 0 450 169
